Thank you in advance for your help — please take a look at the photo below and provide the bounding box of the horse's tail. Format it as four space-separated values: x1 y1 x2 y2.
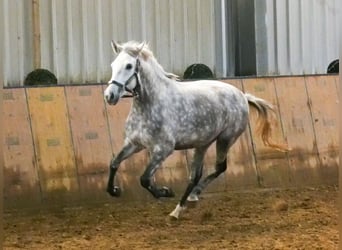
245 93 289 152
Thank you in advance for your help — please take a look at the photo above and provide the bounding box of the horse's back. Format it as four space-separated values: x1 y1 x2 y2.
177 80 247 109
178 79 240 89
178 79 243 97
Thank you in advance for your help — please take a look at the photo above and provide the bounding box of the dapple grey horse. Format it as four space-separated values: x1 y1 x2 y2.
104 41 287 219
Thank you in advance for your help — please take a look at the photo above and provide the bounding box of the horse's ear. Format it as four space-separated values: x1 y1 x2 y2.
111 40 122 54
137 41 146 54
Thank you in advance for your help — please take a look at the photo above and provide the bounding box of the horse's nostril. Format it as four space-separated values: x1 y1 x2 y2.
110 93 114 100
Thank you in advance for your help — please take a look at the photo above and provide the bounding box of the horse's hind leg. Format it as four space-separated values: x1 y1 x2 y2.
169 146 208 219
188 136 235 202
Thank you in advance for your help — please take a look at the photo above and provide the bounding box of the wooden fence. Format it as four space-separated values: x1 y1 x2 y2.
3 75 339 209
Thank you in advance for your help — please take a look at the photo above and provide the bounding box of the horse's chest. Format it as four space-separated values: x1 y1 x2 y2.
125 114 163 142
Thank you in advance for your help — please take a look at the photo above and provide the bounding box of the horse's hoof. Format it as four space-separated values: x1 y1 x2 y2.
165 214 181 226
107 186 121 197
168 214 179 221
160 187 175 198
169 204 185 219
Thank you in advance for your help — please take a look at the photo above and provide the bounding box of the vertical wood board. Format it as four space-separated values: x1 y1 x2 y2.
26 87 79 200
304 75 339 183
65 85 112 174
242 77 290 187
65 85 113 199
274 77 321 185
3 88 41 206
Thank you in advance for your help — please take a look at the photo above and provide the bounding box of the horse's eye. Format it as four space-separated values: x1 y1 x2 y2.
125 64 133 70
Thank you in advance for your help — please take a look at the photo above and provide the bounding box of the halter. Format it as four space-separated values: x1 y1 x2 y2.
110 58 141 97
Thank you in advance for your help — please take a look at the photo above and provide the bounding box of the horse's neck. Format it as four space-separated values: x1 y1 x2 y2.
138 63 177 103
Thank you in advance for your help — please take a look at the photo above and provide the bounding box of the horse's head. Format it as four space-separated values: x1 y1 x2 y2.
104 41 145 105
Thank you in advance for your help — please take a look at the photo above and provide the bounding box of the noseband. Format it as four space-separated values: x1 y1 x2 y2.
110 58 141 97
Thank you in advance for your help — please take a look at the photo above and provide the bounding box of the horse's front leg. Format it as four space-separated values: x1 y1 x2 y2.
140 145 175 198
107 141 142 197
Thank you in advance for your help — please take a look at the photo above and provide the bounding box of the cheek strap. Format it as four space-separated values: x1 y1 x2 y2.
110 58 141 97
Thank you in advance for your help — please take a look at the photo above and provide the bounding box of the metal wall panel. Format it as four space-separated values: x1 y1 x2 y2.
255 0 340 75
2 0 340 86
2 0 216 86
1 0 34 86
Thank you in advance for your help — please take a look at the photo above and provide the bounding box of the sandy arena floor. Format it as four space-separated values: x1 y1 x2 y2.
4 185 338 250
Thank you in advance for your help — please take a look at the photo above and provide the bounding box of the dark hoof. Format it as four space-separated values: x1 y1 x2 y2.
160 187 175 198
107 186 121 197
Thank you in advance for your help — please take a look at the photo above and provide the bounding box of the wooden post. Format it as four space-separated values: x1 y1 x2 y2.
32 0 41 69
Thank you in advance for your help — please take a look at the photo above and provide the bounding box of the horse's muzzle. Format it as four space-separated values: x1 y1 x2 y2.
104 92 119 105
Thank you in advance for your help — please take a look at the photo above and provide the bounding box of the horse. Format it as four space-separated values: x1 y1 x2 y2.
104 41 288 219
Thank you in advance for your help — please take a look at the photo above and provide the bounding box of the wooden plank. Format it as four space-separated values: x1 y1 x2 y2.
65 85 113 200
305 75 338 184
242 77 290 187
333 74 339 91
274 77 321 186
77 174 109 201
26 87 79 202
3 88 41 207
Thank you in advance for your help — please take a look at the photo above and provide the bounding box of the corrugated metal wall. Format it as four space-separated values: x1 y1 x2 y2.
1 0 216 86
1 0 34 86
1 0 340 86
255 0 340 75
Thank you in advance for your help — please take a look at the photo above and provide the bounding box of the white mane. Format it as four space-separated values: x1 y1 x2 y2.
122 41 179 81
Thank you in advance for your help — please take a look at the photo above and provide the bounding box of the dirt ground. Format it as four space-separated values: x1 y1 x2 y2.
4 185 338 250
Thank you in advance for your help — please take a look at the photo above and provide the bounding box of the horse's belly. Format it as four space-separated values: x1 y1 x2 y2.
174 130 219 150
